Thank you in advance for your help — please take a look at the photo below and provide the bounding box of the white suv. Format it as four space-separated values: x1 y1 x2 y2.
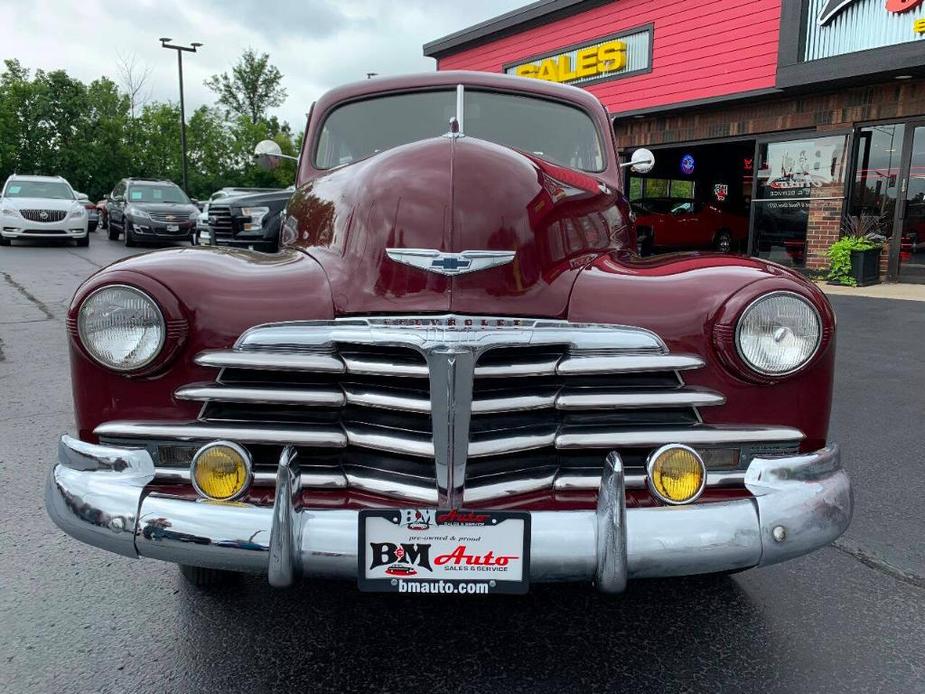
0 175 89 247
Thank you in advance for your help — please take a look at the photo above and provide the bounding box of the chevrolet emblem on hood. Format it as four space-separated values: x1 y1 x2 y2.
386 249 516 276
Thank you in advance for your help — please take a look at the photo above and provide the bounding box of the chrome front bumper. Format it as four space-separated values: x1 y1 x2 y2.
46 436 851 591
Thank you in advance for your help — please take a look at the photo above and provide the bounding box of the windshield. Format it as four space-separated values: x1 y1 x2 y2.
128 184 190 204
315 88 605 172
3 180 74 199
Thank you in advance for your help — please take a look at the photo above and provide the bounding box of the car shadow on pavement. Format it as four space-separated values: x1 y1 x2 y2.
173 573 763 691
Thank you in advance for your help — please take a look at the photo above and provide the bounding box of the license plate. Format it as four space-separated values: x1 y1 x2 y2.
166 224 180 232
358 509 530 594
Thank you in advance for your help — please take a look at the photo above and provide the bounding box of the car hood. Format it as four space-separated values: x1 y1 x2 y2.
2 197 80 211
286 136 630 317
219 190 293 208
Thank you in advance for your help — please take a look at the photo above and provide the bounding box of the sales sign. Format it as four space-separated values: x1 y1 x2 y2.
505 26 652 86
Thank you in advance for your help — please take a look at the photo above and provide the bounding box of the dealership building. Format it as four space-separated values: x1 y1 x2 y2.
424 0 925 282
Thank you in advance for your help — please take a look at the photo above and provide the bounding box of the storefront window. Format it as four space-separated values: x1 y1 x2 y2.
753 135 848 268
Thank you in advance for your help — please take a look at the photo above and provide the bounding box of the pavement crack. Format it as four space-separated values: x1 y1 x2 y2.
832 537 925 590
1 272 55 320
63 249 104 268
0 336 4 361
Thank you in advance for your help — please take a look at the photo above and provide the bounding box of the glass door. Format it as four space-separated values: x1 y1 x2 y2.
897 125 925 282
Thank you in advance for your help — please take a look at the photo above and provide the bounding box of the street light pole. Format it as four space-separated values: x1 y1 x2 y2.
159 38 202 194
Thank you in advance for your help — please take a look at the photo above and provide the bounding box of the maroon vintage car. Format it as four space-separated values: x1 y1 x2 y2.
46 72 850 595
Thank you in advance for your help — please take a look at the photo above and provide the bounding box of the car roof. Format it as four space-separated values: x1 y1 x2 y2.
318 71 605 113
128 179 177 185
6 174 69 183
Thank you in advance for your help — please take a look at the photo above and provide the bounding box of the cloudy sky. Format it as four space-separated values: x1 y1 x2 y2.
3 0 526 127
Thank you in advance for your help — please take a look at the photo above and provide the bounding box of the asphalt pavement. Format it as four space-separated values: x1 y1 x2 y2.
1 235 924 693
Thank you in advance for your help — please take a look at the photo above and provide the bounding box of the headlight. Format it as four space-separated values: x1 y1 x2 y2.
736 292 821 376
241 206 270 231
126 205 148 218
77 285 165 371
69 206 87 219
2 207 18 217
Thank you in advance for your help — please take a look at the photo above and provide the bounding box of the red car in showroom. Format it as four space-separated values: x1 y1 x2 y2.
46 72 850 595
634 198 749 255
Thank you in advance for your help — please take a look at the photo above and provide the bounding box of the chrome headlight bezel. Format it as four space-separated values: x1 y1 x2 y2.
734 291 822 377
77 284 166 372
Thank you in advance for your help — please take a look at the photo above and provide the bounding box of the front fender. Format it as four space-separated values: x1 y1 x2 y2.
67 247 335 441
568 252 835 451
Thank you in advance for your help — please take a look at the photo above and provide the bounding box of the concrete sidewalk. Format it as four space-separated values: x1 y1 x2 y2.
816 281 925 302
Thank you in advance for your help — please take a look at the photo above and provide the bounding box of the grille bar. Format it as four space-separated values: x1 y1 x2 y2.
92 419 804 458
556 388 725 410
175 385 346 407
556 426 803 449
173 382 724 415
95 421 347 447
558 354 705 374
195 350 345 373
195 349 702 377
151 465 747 500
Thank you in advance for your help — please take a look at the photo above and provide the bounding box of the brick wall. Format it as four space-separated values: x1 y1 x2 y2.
805 185 844 271
614 79 925 149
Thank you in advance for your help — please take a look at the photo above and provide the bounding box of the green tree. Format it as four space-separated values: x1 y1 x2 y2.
204 49 287 124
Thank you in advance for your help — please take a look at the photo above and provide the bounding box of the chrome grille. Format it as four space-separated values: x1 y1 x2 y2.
95 315 804 505
207 204 233 238
20 209 66 223
148 211 190 223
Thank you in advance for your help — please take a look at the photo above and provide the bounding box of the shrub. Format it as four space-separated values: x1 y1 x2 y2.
826 216 884 286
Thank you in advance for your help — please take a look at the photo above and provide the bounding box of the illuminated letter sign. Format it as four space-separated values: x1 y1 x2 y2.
513 40 627 84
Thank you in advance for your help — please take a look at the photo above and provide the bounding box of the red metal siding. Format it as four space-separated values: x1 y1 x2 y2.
437 0 782 114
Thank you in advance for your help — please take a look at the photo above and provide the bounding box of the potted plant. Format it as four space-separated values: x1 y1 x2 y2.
826 215 885 287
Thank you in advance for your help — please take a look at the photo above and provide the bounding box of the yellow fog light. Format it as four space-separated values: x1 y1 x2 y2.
190 441 252 501
646 444 706 505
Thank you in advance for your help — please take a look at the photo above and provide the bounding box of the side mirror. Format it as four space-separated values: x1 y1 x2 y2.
76 192 89 200
622 148 655 174
254 139 299 171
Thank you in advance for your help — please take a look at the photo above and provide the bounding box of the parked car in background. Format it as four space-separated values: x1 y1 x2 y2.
633 198 748 255
206 187 293 251
196 187 283 246
0 174 89 247
95 200 108 230
106 178 199 247
47 72 850 596
81 197 99 232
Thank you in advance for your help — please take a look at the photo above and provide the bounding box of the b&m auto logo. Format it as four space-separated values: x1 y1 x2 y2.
369 542 433 577
402 509 434 531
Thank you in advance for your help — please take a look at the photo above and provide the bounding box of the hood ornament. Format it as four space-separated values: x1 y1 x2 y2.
386 248 515 276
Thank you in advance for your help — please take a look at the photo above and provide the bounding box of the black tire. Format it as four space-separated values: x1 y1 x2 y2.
108 227 119 241
75 234 89 247
715 230 733 254
124 225 136 247
0 236 10 247
179 564 237 588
